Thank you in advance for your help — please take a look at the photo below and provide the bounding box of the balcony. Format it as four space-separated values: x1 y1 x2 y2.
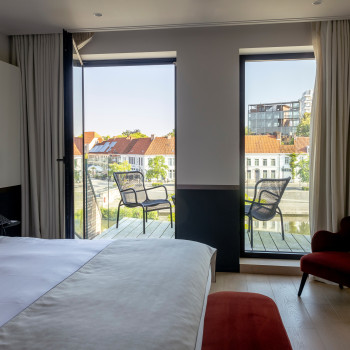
244 229 310 253
93 217 175 240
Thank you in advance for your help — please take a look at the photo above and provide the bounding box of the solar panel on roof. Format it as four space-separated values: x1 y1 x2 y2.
107 141 117 151
100 143 110 152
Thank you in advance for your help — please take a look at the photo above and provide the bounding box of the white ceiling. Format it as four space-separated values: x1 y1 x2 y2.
0 0 349 35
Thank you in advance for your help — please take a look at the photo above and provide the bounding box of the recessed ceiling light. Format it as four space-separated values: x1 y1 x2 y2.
93 13 103 17
312 0 322 5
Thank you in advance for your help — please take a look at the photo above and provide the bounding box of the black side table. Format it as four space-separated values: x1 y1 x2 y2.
1 220 20 236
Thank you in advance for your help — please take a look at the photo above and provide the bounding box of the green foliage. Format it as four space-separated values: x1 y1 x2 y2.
116 129 147 138
297 156 310 183
165 129 175 137
101 135 111 141
146 156 168 181
296 113 311 137
152 182 163 187
245 193 253 202
289 153 298 180
74 169 82 183
100 207 158 221
108 161 131 177
74 209 84 237
245 126 251 135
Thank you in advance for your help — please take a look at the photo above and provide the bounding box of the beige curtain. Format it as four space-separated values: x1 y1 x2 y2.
11 34 65 239
310 20 350 234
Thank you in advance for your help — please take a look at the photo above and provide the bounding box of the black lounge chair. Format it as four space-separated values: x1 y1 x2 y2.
113 171 173 234
245 177 291 248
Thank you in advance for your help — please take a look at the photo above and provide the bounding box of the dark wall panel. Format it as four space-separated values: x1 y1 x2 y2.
176 188 240 272
0 185 21 236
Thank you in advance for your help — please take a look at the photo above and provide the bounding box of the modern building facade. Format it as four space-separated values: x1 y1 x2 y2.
248 101 301 136
248 90 313 136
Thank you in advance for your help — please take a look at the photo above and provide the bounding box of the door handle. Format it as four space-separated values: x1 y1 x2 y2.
57 156 66 164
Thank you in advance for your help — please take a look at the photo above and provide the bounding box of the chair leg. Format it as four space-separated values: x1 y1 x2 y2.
145 208 148 222
298 273 309 297
116 200 122 228
250 217 254 248
170 205 173 228
339 284 344 289
142 208 146 234
279 209 285 240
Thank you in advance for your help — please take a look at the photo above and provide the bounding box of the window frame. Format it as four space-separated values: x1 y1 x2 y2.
239 52 314 260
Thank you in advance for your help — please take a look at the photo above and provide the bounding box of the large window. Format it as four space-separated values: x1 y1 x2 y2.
73 60 176 240
242 53 315 257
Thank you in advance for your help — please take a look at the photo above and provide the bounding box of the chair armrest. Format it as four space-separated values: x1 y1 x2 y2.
120 188 138 203
312 230 350 252
145 185 168 200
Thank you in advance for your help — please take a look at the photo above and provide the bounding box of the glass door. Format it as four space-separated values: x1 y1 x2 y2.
73 62 84 238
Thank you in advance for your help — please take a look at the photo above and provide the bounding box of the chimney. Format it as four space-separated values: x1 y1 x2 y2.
151 134 155 140
276 132 281 141
167 134 172 139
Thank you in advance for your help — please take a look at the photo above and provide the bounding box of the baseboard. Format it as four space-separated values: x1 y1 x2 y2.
240 258 302 276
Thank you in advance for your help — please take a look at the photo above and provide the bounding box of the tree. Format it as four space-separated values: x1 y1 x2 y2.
101 135 111 141
108 161 131 177
116 129 147 138
297 156 310 183
146 156 168 181
289 153 298 180
165 129 175 137
296 113 311 137
245 126 251 135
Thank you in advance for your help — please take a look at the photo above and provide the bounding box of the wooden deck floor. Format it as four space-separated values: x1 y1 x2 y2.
245 230 311 253
94 217 175 240
94 217 310 253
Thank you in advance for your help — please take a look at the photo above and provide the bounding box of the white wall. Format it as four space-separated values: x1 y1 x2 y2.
0 33 9 63
80 22 312 186
0 61 21 188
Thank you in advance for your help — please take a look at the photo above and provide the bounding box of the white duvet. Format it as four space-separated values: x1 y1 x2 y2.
0 236 111 327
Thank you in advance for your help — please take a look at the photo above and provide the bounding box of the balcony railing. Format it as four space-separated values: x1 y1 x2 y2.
77 155 175 239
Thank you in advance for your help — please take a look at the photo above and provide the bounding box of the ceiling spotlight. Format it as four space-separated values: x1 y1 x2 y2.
93 13 103 17
312 0 322 5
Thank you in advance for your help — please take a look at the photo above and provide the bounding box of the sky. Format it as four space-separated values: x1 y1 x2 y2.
73 59 316 137
245 59 316 121
74 65 175 137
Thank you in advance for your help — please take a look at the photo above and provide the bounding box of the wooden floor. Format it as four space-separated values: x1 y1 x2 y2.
94 217 175 240
211 272 350 350
245 230 311 253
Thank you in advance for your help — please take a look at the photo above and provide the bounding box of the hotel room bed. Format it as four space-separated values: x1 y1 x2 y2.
0 236 216 350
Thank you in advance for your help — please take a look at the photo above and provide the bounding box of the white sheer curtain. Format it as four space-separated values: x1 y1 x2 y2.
310 20 350 234
11 34 65 239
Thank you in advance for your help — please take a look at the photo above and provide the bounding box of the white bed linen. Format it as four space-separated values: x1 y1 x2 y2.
0 236 111 327
195 269 211 350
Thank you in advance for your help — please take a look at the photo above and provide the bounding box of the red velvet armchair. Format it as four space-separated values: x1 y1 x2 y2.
298 216 350 296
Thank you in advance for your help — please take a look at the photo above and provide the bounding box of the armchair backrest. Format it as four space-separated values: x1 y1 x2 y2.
250 177 291 217
113 171 147 204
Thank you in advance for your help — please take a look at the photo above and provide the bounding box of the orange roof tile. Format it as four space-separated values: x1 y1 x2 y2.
84 131 102 145
245 135 309 154
145 137 175 155
294 137 309 153
73 143 82 156
74 137 83 155
127 138 153 155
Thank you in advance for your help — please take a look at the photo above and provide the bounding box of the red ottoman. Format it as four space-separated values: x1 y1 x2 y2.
202 291 292 350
